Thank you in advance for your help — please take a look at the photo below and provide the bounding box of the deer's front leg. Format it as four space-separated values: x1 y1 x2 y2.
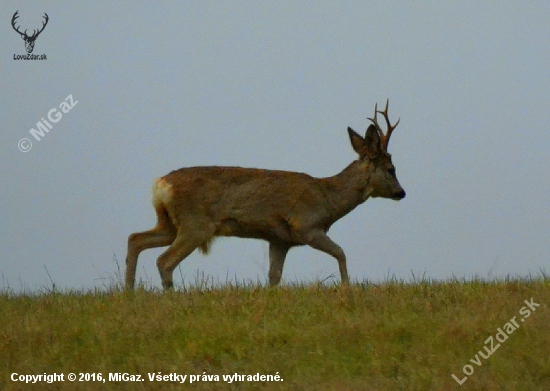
299 230 349 285
268 242 291 286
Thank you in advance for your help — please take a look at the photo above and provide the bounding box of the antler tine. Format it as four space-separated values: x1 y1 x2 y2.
11 11 23 34
366 100 401 150
376 99 400 151
367 102 385 138
377 99 400 132
31 13 49 38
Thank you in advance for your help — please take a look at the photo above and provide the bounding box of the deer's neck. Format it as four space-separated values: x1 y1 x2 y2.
320 161 373 221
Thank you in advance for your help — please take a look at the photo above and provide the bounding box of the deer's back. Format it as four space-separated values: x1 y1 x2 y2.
157 166 331 242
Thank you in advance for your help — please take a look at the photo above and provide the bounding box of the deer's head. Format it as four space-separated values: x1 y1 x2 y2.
12 11 49 54
347 100 406 201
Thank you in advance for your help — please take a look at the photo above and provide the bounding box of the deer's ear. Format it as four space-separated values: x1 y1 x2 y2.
364 124 382 157
347 127 365 155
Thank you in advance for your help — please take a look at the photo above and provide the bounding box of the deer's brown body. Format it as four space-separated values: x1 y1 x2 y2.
126 101 405 289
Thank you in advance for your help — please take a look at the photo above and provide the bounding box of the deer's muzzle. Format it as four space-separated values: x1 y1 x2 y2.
393 189 406 200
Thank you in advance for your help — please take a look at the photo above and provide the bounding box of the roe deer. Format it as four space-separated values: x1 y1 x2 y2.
125 100 405 289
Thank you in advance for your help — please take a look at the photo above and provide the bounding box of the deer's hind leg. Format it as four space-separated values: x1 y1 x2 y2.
156 225 216 290
125 205 177 289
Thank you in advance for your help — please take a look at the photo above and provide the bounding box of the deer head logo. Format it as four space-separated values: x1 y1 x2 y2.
11 11 49 54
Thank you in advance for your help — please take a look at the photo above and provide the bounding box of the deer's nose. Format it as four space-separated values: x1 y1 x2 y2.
393 190 406 200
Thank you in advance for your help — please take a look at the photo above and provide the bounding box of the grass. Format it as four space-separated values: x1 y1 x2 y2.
1 275 549 390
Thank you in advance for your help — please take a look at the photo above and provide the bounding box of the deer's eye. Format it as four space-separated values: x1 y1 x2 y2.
388 168 396 176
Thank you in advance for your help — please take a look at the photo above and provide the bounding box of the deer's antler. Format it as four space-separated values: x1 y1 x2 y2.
11 11 23 35
367 99 400 152
30 13 49 39
11 11 49 39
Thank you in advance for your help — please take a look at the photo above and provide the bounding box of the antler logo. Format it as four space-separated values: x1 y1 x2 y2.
11 11 49 54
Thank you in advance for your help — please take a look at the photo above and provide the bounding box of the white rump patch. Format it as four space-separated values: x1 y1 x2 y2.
152 177 174 208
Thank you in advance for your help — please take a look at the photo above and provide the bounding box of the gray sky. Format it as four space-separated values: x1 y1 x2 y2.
1 2 549 291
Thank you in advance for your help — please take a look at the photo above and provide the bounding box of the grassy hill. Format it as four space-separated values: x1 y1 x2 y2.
1 277 549 390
